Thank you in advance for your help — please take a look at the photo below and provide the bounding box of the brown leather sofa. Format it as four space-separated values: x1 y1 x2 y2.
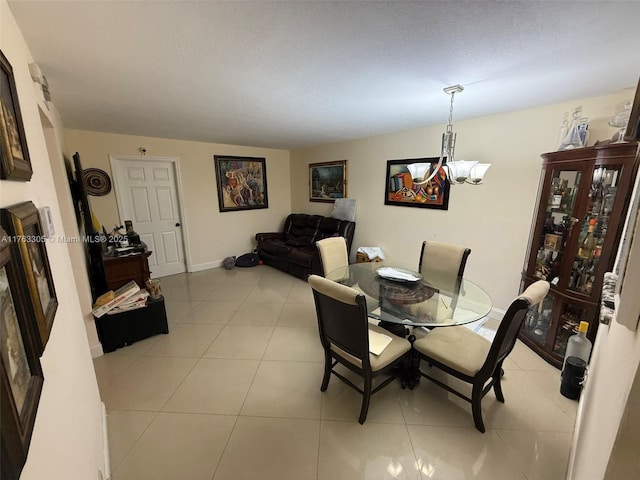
255 213 356 279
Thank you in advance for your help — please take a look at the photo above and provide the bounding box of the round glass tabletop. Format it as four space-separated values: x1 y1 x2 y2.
326 262 492 327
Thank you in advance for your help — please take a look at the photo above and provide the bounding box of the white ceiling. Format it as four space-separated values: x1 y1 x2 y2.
8 0 640 149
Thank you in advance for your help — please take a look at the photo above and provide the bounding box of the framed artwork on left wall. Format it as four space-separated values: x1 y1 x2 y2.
0 227 44 478
0 50 32 181
1 202 58 350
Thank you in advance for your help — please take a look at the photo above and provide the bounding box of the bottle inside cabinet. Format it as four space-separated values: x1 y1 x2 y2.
567 165 620 296
553 303 588 357
533 169 581 283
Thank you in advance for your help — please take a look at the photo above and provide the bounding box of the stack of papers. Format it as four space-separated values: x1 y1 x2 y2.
368 330 393 355
107 289 150 314
91 280 141 317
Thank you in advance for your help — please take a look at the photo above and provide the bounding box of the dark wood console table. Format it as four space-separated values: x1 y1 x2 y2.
102 250 152 291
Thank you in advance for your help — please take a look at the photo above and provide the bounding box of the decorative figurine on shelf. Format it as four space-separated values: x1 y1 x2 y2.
124 220 141 245
609 100 632 143
557 112 569 149
110 225 126 247
145 278 162 299
559 106 588 150
578 117 590 147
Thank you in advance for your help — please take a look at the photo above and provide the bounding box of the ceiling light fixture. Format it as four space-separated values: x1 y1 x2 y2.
411 84 490 186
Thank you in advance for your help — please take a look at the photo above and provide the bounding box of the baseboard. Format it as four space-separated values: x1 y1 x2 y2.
463 307 505 341
101 402 111 480
189 260 223 272
90 342 105 358
489 306 506 320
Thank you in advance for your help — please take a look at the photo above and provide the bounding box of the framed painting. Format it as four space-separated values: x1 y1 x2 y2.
214 155 268 212
0 228 44 478
309 160 347 202
0 50 32 181
1 202 58 349
384 157 450 210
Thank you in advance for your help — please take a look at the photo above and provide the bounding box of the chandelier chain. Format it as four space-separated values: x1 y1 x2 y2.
448 91 456 128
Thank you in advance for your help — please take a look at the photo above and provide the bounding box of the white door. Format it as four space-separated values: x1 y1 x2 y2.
112 157 186 278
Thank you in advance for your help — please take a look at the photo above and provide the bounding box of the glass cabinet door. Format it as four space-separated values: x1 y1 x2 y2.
530 167 582 284
522 290 555 343
552 300 590 357
567 164 622 296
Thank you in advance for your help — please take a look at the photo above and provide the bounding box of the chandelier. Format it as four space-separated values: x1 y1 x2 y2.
412 85 490 186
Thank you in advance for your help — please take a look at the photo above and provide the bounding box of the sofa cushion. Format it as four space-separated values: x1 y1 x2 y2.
260 238 291 257
288 246 315 268
285 214 322 247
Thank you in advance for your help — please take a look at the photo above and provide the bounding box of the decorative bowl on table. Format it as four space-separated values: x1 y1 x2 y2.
375 267 423 283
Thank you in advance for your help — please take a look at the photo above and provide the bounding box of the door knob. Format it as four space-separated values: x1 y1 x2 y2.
175 222 181 227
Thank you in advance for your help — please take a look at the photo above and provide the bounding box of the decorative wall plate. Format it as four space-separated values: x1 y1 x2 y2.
83 168 112 196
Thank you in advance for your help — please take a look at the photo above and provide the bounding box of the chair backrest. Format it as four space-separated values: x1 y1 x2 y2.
308 274 370 369
316 236 349 276
479 280 550 377
419 241 471 305
418 240 471 292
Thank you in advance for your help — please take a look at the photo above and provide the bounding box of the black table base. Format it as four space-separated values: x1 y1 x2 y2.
378 321 421 389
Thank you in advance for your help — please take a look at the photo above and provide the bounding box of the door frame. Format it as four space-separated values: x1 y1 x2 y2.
109 154 192 273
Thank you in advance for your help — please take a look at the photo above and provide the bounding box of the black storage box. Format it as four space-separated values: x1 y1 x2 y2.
95 296 169 353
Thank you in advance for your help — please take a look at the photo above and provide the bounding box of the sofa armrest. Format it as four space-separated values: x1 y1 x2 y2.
255 232 285 245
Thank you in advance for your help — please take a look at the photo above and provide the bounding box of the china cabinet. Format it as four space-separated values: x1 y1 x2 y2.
519 142 639 368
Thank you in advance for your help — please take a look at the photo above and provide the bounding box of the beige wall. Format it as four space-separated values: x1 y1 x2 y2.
39 111 100 355
605 360 640 479
63 130 291 270
1 2 106 478
290 91 634 311
568 187 640 480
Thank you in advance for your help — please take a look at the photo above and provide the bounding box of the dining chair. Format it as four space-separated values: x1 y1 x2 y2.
412 279 549 432
308 274 411 424
316 236 349 276
412 240 471 321
419 240 471 295
317 237 381 321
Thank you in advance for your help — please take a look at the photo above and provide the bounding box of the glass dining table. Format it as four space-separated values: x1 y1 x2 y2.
326 262 493 388
326 262 492 336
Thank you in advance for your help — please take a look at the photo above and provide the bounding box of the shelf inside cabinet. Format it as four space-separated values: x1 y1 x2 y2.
552 303 587 357
521 292 554 346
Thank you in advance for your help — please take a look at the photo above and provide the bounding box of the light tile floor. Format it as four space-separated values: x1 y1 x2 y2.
93 266 577 480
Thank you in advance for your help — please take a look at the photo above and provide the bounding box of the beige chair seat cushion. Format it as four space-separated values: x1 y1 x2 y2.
412 326 491 376
331 324 411 372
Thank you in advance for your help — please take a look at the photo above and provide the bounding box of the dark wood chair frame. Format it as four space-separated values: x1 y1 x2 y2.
416 296 534 432
311 283 409 424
